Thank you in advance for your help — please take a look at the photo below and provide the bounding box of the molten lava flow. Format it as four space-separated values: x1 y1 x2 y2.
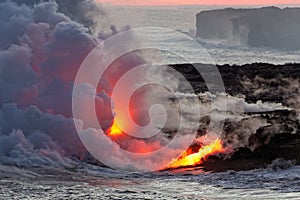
166 139 224 169
107 119 123 136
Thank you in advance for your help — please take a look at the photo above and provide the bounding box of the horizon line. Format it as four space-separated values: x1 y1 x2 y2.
99 2 300 7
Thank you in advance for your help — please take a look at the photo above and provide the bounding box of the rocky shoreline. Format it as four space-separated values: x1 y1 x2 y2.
168 63 300 172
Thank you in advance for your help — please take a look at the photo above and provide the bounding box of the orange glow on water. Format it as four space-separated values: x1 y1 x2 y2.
166 139 224 169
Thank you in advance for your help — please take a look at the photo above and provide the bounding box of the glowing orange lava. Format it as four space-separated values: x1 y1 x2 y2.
108 120 123 136
166 139 224 169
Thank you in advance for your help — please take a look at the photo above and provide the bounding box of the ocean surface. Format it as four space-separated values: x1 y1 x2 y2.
1 163 300 199
1 5 300 200
106 5 300 65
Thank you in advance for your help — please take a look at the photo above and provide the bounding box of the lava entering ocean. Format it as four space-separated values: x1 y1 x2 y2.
107 120 123 136
106 115 226 169
165 138 225 169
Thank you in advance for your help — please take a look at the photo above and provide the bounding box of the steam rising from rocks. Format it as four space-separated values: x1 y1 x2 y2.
0 1 299 171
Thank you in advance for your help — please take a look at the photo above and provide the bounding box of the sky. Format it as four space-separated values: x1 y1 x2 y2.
97 0 300 6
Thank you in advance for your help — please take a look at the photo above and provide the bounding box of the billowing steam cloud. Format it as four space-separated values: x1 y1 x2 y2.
0 0 115 167
1 0 107 33
0 0 183 171
0 0 298 171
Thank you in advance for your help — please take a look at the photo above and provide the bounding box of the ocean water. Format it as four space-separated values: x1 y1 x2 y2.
1 164 300 199
1 5 300 200
106 5 300 65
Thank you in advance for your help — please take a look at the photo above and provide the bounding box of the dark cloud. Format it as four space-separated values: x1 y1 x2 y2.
0 0 125 166
0 1 32 48
2 0 107 33
0 103 86 157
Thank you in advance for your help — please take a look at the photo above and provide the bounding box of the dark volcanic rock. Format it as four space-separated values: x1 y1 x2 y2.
201 132 300 172
254 133 300 164
168 62 300 172
170 63 300 104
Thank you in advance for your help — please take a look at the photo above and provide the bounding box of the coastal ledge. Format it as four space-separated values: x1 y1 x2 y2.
169 62 300 103
196 7 300 50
